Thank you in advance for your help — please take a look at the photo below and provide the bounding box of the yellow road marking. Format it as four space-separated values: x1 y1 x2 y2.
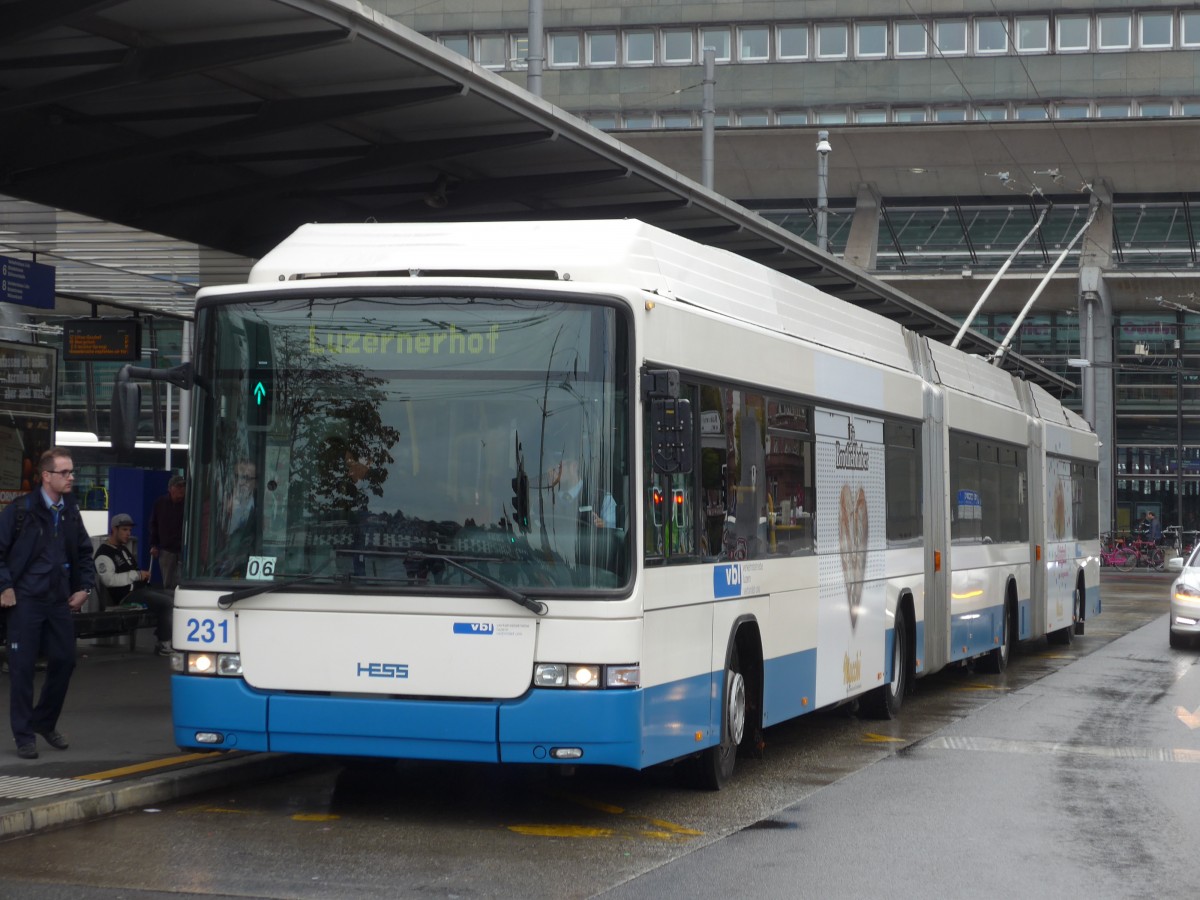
508 824 614 838
642 817 702 836
292 813 341 822
74 752 223 781
953 683 1011 692
862 733 905 743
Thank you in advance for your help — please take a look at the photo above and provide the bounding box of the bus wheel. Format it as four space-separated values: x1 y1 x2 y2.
1047 583 1081 645
977 596 1013 674
688 644 746 790
861 609 909 719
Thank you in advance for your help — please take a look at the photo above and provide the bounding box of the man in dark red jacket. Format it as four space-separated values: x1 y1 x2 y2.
0 448 96 760
149 475 185 588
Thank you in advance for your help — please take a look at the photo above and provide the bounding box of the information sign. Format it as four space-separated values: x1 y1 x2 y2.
62 318 142 362
0 254 55 309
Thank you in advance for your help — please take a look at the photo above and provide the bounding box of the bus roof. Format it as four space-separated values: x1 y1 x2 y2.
248 219 915 376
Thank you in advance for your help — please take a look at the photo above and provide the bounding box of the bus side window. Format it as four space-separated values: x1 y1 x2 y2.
644 384 699 564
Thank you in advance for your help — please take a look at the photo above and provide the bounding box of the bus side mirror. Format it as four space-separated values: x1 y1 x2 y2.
110 366 142 456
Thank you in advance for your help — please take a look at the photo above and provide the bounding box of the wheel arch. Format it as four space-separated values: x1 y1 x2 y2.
723 614 764 756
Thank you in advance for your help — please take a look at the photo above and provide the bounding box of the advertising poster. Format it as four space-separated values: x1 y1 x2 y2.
0 339 57 503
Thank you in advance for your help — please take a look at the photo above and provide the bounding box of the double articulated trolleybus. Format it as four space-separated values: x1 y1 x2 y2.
122 220 1099 788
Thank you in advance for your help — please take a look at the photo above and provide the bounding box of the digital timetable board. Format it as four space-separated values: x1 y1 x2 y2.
62 318 142 361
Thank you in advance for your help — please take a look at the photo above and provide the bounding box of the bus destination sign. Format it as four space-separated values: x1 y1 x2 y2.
62 318 142 362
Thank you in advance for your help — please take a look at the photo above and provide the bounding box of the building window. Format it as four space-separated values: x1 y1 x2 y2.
1057 16 1090 51
661 113 694 128
934 20 967 56
739 27 769 61
895 22 927 57
738 112 769 127
776 111 809 125
588 116 617 130
816 109 848 124
1184 12 1200 48
855 109 887 124
1138 102 1172 117
625 31 655 64
550 33 580 66
816 23 848 59
1182 102 1200 117
1016 17 1049 53
1098 14 1132 50
440 35 469 58
663 29 694 64
934 108 967 122
1016 105 1048 120
510 35 529 69
894 108 927 123
587 32 617 66
1056 104 1090 119
777 25 808 59
700 28 731 62
856 22 887 58
477 34 507 69
976 106 1008 121
1139 12 1173 49
1097 103 1130 118
975 18 1009 54
713 114 730 127
622 114 654 129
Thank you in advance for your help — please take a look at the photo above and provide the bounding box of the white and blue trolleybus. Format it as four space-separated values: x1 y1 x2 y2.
118 220 1100 788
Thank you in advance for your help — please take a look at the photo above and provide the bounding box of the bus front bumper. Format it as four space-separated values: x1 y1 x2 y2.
171 674 652 769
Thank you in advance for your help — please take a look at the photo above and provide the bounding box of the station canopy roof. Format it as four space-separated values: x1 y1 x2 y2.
0 0 1070 390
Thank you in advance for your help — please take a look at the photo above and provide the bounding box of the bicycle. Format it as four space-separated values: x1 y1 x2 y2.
1100 535 1137 571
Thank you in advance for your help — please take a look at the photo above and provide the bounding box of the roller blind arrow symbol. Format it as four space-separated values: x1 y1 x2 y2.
1176 705 1200 730
254 382 266 405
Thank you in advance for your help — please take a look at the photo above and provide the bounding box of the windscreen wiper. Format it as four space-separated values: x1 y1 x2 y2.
404 550 547 615
217 557 339 610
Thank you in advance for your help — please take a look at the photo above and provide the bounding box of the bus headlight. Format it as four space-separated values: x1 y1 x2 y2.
533 663 639 689
185 652 243 676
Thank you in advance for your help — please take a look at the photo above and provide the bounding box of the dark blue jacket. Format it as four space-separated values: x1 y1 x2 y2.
0 491 96 601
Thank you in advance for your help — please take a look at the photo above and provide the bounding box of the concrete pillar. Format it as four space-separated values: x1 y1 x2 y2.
843 183 881 270
1079 179 1116 533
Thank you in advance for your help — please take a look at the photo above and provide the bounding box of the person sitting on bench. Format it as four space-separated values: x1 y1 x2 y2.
94 514 172 656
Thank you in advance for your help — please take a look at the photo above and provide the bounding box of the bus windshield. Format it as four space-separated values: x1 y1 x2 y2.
186 291 631 593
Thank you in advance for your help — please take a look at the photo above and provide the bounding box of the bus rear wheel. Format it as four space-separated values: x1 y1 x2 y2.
686 645 746 790
977 596 1013 674
1047 582 1082 645
861 610 909 719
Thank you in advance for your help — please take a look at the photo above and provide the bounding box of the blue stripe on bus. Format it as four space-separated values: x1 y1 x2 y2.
762 647 817 725
172 672 712 769
171 675 269 752
949 602 1006 662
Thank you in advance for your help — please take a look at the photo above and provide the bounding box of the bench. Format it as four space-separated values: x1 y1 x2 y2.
73 606 159 652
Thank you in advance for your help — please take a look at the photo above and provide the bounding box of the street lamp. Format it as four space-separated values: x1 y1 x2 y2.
815 131 831 252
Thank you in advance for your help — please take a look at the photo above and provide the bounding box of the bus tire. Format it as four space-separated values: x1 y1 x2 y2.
688 643 746 790
861 607 909 719
1047 582 1081 645
977 593 1013 674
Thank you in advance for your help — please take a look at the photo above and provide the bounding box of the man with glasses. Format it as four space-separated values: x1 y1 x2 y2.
0 448 96 759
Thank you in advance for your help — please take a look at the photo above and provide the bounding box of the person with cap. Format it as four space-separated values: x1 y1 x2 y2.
94 513 172 656
0 447 95 760
149 474 185 589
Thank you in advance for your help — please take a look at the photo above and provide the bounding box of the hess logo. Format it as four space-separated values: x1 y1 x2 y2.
356 662 410 679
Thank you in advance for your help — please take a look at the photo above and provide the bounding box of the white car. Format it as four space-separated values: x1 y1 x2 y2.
1166 548 1200 649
